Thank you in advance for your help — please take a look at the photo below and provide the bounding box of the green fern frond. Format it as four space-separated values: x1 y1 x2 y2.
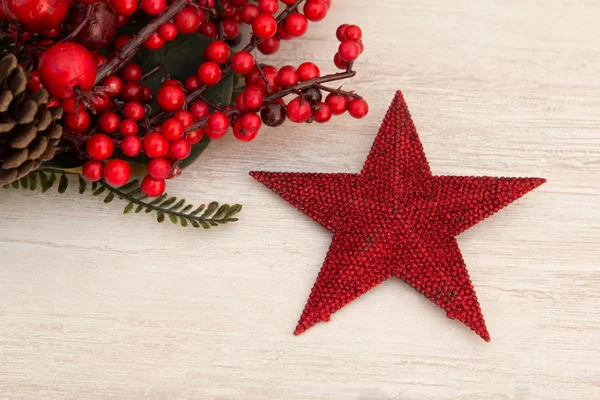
3 169 242 230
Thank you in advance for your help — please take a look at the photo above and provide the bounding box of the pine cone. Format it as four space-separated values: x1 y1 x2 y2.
0 54 63 186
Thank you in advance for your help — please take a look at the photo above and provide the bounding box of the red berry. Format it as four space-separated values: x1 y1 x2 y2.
257 35 280 55
38 42 96 100
141 175 166 197
104 159 131 187
119 118 138 135
99 111 120 133
189 101 210 120
325 93 348 115
241 112 261 133
174 7 200 34
232 51 255 74
158 22 178 41
204 40 230 64
148 157 171 179
145 32 166 50
170 138 191 159
208 112 230 134
220 18 240 39
121 63 142 82
233 119 257 142
64 110 90 132
277 23 292 40
162 118 184 141
240 4 259 24
313 102 332 123
184 75 201 91
286 97 312 123
141 0 166 16
82 160 103 181
347 97 369 119
120 81 143 102
303 0 328 22
336 24 349 41
156 84 185 111
344 25 362 41
333 52 348 70
123 101 145 121
197 61 222 85
86 134 114 160
121 135 142 156
338 40 361 62
94 53 107 66
284 12 308 37
174 110 194 128
141 85 152 103
297 62 320 81
103 75 123 97
276 66 299 87
198 20 217 38
258 0 278 14
252 13 277 39
243 86 265 110
4 0 69 32
26 70 43 92
245 64 279 92
235 92 248 112
186 129 203 144
143 132 169 158
112 0 138 17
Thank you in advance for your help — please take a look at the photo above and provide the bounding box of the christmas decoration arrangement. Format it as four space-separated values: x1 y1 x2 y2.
252 91 545 341
0 0 368 229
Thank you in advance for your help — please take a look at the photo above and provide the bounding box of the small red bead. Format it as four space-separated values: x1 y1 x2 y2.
170 138 192 160
99 111 120 133
104 159 131 187
286 97 312 123
141 175 166 197
119 118 139 136
82 160 104 182
121 135 142 156
232 51 255 75
148 157 171 179
86 134 114 160
297 62 320 81
143 132 170 158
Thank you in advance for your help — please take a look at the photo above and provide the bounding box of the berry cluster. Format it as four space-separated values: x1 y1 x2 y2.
4 0 367 198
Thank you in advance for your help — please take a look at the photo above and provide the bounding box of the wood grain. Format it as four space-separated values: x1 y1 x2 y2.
1 1 599 398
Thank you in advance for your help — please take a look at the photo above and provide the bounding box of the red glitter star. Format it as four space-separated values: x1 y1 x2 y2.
251 91 545 341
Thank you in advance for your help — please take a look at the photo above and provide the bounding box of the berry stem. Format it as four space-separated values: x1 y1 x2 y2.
95 0 193 84
185 69 357 132
315 83 360 98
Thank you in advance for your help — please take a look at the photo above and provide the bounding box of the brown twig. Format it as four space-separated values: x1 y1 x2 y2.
94 0 192 84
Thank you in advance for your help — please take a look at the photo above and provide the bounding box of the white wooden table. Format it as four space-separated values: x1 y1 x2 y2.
1 1 599 398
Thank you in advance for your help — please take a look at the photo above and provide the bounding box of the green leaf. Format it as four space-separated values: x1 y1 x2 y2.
19 176 28 189
135 205 144 213
104 192 115 203
159 197 177 208
213 204 230 220
180 218 189 227
226 204 243 218
170 199 186 211
123 202 134 214
78 175 87 194
11 180 18 188
57 173 68 193
168 214 178 224
190 204 206 216
28 173 37 191
92 186 106 196
134 34 219 95
202 202 219 218
156 211 165 223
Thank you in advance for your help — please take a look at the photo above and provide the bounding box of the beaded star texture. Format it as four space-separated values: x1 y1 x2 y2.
251 91 545 341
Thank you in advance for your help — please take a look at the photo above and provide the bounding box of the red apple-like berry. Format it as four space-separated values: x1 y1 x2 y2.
104 159 131 187
4 0 70 32
141 175 166 197
38 42 96 99
86 134 114 160
286 97 312 123
82 160 104 181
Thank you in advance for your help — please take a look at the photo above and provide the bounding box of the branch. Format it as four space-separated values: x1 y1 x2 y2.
94 0 191 84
